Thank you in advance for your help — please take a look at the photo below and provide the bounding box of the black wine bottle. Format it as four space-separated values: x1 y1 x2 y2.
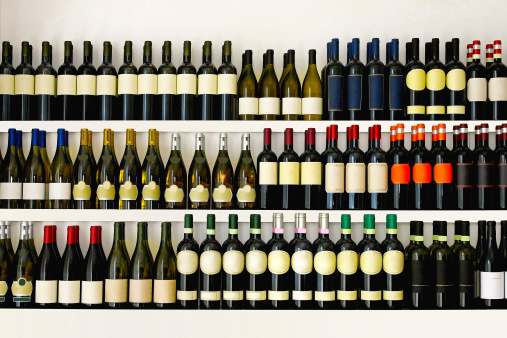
478 221 504 308
405 221 430 309
97 41 117 120
488 40 507 120
290 213 314 309
366 38 384 120
300 128 321 209
431 124 453 209
15 41 35 121
404 38 426 120
35 41 57 120
216 41 237 120
358 214 382 309
466 41 486 120
409 124 431 209
366 124 387 209
0 41 15 121
430 221 454 308
278 128 300 209
386 39 404 120
77 41 97 120
138 41 158 120
59 225 84 308
197 41 217 121
257 128 279 209
222 214 245 309
335 214 358 309
158 41 176 120
56 41 76 120
345 38 364 120
344 125 365 209
454 221 475 309
474 124 495 209
176 215 199 309
199 214 222 310
117 41 137 120
82 226 106 308
321 124 344 209
244 214 268 309
313 213 336 309
425 38 447 120
35 225 61 308
326 38 345 120
447 39 466 120
177 41 196 120
388 124 410 209
381 214 405 309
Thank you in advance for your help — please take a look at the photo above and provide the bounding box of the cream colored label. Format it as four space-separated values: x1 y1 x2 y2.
35 280 57 303
189 185 209 202
223 250 244 275
447 106 465 114
488 77 507 101
237 184 256 202
0 74 14 94
314 251 336 275
142 181 161 201
23 182 45 200
406 69 425 91
212 184 233 202
325 163 344 193
200 250 221 275
129 279 153 303
104 279 128 303
427 106 445 114
97 181 115 200
301 162 322 185
337 290 357 300
361 290 382 301
360 251 382 275
467 78 487 102
246 250 268 275
198 74 217 95
346 163 365 193
48 183 71 200
118 74 138 95
383 290 403 301
259 97 280 115
367 163 388 193
268 250 290 275
200 291 221 301
268 290 289 301
176 290 197 301
35 74 56 95
177 74 197 95
383 250 404 275
96 75 117 96
246 290 266 300
337 251 358 275
223 290 244 300
153 280 176 304
407 106 425 114
15 74 35 95
138 74 157 94
282 97 302 115
239 97 259 115
291 250 313 275
0 281 7 297
81 281 103 304
259 162 278 185
426 69 445 91
164 185 184 202
302 97 323 115
177 251 199 275
158 74 177 94
279 162 299 185
58 280 80 304
292 290 313 301
0 182 23 199
119 181 138 200
77 75 97 95
217 74 237 95
446 69 466 91
12 279 33 297
315 291 335 301
73 181 92 201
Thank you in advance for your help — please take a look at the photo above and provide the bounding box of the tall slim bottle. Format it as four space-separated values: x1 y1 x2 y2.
302 49 322 120
154 222 176 308
244 214 268 309
312 213 335 309
118 129 142 209
59 225 84 308
158 41 176 120
35 225 61 308
426 38 447 120
129 222 154 308
381 214 404 309
15 41 35 121
405 221 430 309
466 41 487 120
478 221 504 308
82 226 107 308
366 38 385 120
77 41 97 120
358 214 382 309
188 133 211 208
0 41 15 121
404 38 426 120
474 124 495 209
366 124 387 209
222 214 245 309
447 38 466 120
16 130 25 170
281 50 301 120
345 38 364 120
300 128 321 209
335 214 358 309
487 40 507 120
235 133 256 209
321 124 344 209
216 41 237 120
165 133 187 209
1 128 22 208
279 128 300 209
23 128 45 208
97 41 117 120
117 41 137 120
176 214 199 309
455 221 475 308
410 124 431 209
257 128 279 209
388 124 410 209
199 214 222 309
344 125 365 209
197 41 217 120
237 50 258 120
430 221 454 308
290 213 314 309
141 129 163 209
105 222 129 308
177 41 196 120
138 41 158 120
12 222 35 307
211 133 234 209
56 41 77 120
326 38 345 120
96 129 118 208
49 129 72 209
73 128 95 209
0 222 12 307
258 49 279 120
35 41 57 120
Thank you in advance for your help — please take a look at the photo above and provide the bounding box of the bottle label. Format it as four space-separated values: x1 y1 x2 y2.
0 182 23 200
12 278 33 302
360 290 382 301
129 279 153 303
200 250 221 275
447 69 466 91
246 250 268 275
189 184 209 202
291 250 313 275
328 75 344 111
337 250 358 275
279 162 300 185
407 106 425 114
197 74 217 95
81 281 103 304
368 74 384 110
268 250 290 275
56 74 77 95
22 182 45 200
0 281 7 302
412 163 432 184
157 74 177 94
382 290 403 301
488 77 507 101
35 280 57 304
435 260 452 292
236 184 256 202
315 291 335 301
411 260 428 292
201 291 221 301
97 181 116 200
58 280 81 304
499 164 507 187
347 75 362 110
456 163 473 187
177 250 199 275
35 74 56 95
48 182 71 200
119 181 138 200
77 75 97 95
314 251 336 275
391 163 410 184
447 105 465 114
223 250 245 275
382 250 404 275
467 78 487 102
268 290 289 301
0 74 15 94
360 251 382 275
96 75 117 96
177 74 197 95
164 184 185 202
239 97 259 115
282 97 302 115
118 74 138 95
406 69 425 91
480 271 505 299
458 260 474 293
223 290 243 301
389 75 403 111
15 74 35 95
302 97 323 115
345 163 365 193
325 163 344 193
426 105 445 115
367 163 388 193
217 74 237 95
433 163 453 184
292 290 313 301
337 290 357 301
212 184 233 202
477 163 495 187
73 181 92 200
176 290 197 301
259 162 278 185
138 74 158 94
142 181 161 201
300 162 322 185
105 279 128 303
259 97 280 115
426 69 445 91
153 280 176 304
246 290 266 301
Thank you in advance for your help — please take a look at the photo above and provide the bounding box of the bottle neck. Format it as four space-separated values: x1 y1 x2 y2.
350 138 359 148
136 225 148 244
329 138 338 148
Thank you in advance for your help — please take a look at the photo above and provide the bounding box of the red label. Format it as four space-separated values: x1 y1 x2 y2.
434 163 453 184
391 164 410 184
412 163 432 184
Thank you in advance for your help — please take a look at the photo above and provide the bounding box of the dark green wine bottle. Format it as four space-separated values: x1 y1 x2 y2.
117 41 137 120
244 214 268 309
35 41 57 120
49 129 72 209
12 222 36 307
159 41 176 120
139 41 158 120
212 133 234 209
313 213 336 309
358 214 382 309
0 222 12 307
0 41 15 121
130 222 154 308
105 222 130 308
141 129 163 209
97 41 117 120
222 214 245 309
56 41 77 120
454 221 475 308
1 128 22 208
119 129 142 209
165 133 187 209
77 41 97 120
177 41 196 120
23 128 46 208
197 41 217 120
200 214 222 309
15 41 35 121
154 222 176 308
237 50 258 120
431 221 454 309
176 214 199 309
217 41 237 120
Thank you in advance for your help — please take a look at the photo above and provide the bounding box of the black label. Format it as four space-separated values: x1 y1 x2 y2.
435 260 452 287
499 164 507 187
411 260 428 293
456 163 473 188
477 163 495 187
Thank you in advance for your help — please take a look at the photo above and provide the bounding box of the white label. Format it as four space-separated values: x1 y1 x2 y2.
177 290 197 301
96 75 117 96
239 97 259 115
177 74 197 95
56 75 76 95
246 290 266 300
118 74 138 95
325 163 344 193
223 290 243 300
467 78 487 102
259 97 280 115
200 250 221 275
35 280 58 304
58 280 81 304
177 250 199 275
367 163 388 193
23 182 45 200
0 182 22 199
158 74 177 94
480 271 505 299
301 162 322 185
0 74 15 94
138 74 158 94
49 183 71 200
259 162 278 185
77 75 97 95
35 74 56 95
81 281 103 304
223 250 245 275
198 74 217 94
292 290 313 301
217 74 237 95
488 77 507 101
200 291 221 301
282 97 302 115
291 250 313 275
15 74 35 95
302 97 323 115
346 163 366 193
246 250 268 275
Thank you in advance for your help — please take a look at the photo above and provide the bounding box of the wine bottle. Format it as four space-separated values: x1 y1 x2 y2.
26 222 37 265
157 41 176 120
256 128 279 209
326 38 345 120
478 221 504 308
96 129 118 209
366 38 384 120
380 214 404 309
244 214 267 309
281 50 301 120
82 226 106 308
322 42 332 88
366 42 372 64
119 129 142 209
321 124 344 209
162 133 186 208
141 129 163 209
409 124 431 209
72 128 95 209
430 221 454 308
221 214 245 309
474 220 487 300
176 214 199 309
211 133 234 209
129 222 153 308
196 41 217 121
453 124 473 209
466 41 487 120
344 125 365 210
279 52 288 93
487 40 507 120
87 131 96 168
499 221 507 306
388 124 410 209
39 130 50 207
1 128 22 208
486 44 494 67
177 41 196 120
0 41 15 121
200 214 222 309
215 41 237 120
405 220 430 309
97 41 117 120
431 124 453 209
386 41 392 65
153 222 176 308
35 41 57 120
447 39 466 120
49 129 72 209
3 222 13 269
345 38 364 120
279 128 300 209
451 220 463 255
496 124 507 209
0 222 12 307
138 41 158 120
23 128 45 208
104 222 130 308
234 133 256 209
453 221 475 308
426 38 446 120
301 49 322 120
59 225 83 308
55 42 77 120
404 38 426 120
188 133 211 208
16 130 25 171
366 124 387 210
15 41 35 121
335 214 358 309
465 44 473 67
35 225 60 308
258 52 267 91
258 49 279 120
474 124 495 209
12 222 35 307
311 213 335 309
445 41 451 65
300 128 321 209
237 49 258 120
117 41 137 120
76 41 97 120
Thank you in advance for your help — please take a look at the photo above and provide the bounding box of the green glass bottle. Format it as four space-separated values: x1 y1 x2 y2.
96 129 119 209
199 214 222 309
358 214 382 309
153 222 177 308
129 222 154 308
39 130 50 208
176 214 199 309
141 129 164 209
1 129 22 208
431 221 454 309
212 133 234 209
188 133 211 209
49 128 72 209
119 129 142 209
73 128 95 209
258 49 280 120
87 131 96 167
281 50 301 120
105 222 130 308
12 222 36 307
451 220 463 254
455 221 475 309
302 49 323 120
23 128 46 209
237 50 258 120
405 221 430 309
222 214 245 309
28 221 38 264
235 133 257 209
3 222 14 262
165 133 187 209
0 222 12 307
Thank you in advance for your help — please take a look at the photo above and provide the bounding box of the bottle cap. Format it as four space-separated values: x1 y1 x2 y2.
364 214 375 229
341 214 351 229
386 214 397 229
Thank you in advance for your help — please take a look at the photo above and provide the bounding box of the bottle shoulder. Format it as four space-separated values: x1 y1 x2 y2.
57 63 77 75
217 63 237 75
197 63 217 75
200 238 222 252
138 63 158 75
257 149 278 163
77 63 97 75
118 63 137 74
222 238 244 253
97 63 117 76
158 63 176 74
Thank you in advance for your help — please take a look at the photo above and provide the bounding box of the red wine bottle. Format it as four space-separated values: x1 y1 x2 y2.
496 124 507 209
344 125 365 209
478 221 504 308
82 226 107 308
474 124 495 209
487 40 507 120
335 214 357 309
447 39 466 121
199 215 222 310
426 38 446 121
381 214 404 309
366 124 387 209
366 38 384 120
257 128 279 209
300 128 321 209
222 214 245 309
35 225 61 308
117 41 137 120
405 220 430 309
345 38 364 120
278 128 300 209
404 38 426 120
358 214 382 309
77 41 97 120
431 124 453 209
313 213 335 309
321 124 344 209
56 41 77 120
453 124 474 209
244 214 268 309
454 221 476 309
326 39 345 121
388 124 409 209
466 41 487 120
176 215 199 309
97 41 117 120
59 225 84 308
